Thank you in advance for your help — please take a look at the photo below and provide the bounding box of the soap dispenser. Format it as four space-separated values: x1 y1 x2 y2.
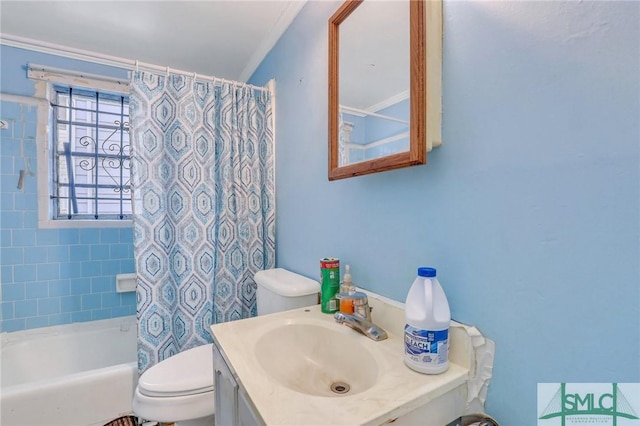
338 264 356 314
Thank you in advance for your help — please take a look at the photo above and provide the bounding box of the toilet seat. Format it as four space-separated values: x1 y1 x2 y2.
133 387 214 423
138 343 214 397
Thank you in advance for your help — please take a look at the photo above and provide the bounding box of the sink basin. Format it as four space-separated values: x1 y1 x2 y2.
255 322 379 396
210 301 489 425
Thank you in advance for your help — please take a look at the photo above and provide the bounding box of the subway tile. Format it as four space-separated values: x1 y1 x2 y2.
49 279 71 297
22 211 38 227
58 228 79 245
2 198 14 217
23 177 37 196
61 295 81 313
1 247 23 265
60 261 83 278
48 313 71 326
0 101 22 118
37 263 60 280
79 229 100 244
120 228 134 244
100 229 120 243
1 318 25 332
38 297 61 315
15 299 37 318
91 309 112 321
26 281 49 299
2 282 24 300
18 180 37 200
0 193 14 213
0 211 22 228
91 244 110 260
1 229 11 245
22 107 38 121
26 316 49 329
70 278 90 295
69 245 91 262
1 301 14 319
1 141 22 158
23 139 37 157
1 265 13 283
23 246 47 264
1 172 20 192
20 129 37 145
12 229 35 246
111 306 132 317
1 155 14 174
81 260 102 277
47 246 70 262
82 293 101 310
36 229 59 246
101 292 120 308
71 311 92 322
14 194 37 211
120 292 136 307
120 258 135 272
110 243 130 259
13 264 36 282
101 259 122 275
91 276 112 293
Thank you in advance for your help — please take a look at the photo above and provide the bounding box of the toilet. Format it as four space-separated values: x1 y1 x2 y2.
132 268 320 426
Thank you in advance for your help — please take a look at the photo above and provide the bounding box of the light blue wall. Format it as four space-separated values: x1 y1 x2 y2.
250 1 639 423
0 46 135 332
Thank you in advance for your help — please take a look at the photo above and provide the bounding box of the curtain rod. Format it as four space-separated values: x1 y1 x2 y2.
2 33 270 93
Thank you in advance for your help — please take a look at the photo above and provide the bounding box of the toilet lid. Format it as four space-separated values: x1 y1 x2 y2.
138 343 214 397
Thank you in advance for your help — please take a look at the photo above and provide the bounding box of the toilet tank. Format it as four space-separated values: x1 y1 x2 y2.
254 268 320 316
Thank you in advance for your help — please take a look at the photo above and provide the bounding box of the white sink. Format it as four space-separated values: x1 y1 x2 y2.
210 292 494 425
255 322 379 397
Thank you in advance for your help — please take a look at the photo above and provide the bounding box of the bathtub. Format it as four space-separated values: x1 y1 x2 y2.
1 316 138 426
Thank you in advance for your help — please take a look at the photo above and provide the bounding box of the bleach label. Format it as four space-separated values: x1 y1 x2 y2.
404 325 448 366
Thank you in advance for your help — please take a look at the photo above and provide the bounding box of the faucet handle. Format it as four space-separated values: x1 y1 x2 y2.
350 291 368 305
336 290 368 315
350 291 371 320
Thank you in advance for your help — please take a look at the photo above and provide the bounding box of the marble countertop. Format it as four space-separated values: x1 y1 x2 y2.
209 291 490 426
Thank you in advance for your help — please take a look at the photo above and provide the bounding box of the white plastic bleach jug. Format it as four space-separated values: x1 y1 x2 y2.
404 267 451 374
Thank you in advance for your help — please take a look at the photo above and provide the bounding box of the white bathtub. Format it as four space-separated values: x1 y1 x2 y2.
1 316 138 426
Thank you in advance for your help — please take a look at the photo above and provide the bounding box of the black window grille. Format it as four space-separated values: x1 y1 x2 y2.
51 86 132 220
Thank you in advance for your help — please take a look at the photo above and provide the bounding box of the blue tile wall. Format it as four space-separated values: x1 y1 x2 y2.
1 100 136 333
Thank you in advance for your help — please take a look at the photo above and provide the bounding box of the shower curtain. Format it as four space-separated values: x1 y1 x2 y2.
129 71 275 372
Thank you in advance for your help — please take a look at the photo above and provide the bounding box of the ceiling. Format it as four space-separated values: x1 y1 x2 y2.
0 1 306 82
1 1 410 112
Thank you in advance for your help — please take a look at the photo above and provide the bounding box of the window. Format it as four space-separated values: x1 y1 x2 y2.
51 86 132 220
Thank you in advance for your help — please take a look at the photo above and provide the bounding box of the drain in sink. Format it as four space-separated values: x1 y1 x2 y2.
330 381 350 394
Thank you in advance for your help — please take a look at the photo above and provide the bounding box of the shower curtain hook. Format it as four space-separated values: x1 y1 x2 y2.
135 60 139 72
166 66 170 77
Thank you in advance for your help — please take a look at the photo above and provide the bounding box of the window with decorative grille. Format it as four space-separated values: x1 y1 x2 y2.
51 86 131 220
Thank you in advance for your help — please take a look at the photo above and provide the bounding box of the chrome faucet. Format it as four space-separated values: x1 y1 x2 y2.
334 291 388 341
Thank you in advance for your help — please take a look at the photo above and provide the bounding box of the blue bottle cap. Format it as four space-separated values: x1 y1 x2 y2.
417 267 436 277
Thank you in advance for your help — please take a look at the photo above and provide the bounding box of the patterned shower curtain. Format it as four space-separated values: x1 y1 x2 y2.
129 71 275 372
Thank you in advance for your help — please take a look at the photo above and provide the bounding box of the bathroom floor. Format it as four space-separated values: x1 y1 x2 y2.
103 416 174 426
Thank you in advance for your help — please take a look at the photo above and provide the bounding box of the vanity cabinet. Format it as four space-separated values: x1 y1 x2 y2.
210 300 495 426
212 342 262 426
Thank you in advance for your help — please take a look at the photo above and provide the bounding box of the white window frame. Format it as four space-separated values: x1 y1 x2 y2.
30 64 133 229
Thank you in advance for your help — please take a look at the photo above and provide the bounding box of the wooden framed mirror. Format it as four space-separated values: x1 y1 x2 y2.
328 0 441 181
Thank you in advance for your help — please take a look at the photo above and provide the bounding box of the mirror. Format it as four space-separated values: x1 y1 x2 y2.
329 0 426 180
